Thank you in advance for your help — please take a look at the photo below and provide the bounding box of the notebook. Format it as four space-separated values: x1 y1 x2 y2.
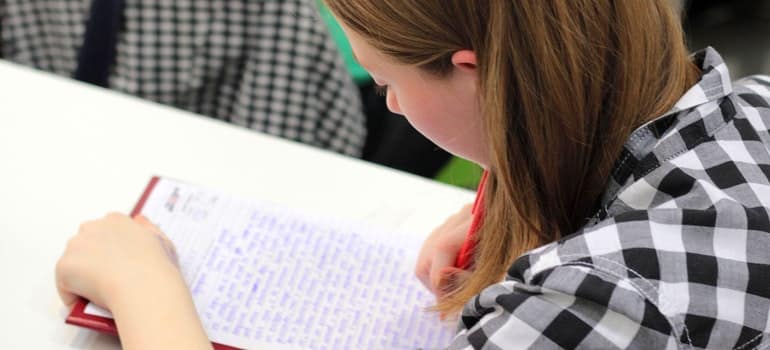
66 176 457 349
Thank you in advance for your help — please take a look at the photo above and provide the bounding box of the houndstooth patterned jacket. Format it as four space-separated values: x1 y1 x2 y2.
0 0 366 156
451 48 770 349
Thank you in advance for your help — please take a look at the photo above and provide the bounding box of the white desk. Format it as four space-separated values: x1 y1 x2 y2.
0 60 474 349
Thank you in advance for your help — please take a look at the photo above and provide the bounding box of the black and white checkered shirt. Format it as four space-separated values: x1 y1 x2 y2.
0 0 365 156
451 48 770 349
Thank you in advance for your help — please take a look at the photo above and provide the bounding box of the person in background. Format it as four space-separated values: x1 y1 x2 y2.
54 0 770 349
0 0 365 156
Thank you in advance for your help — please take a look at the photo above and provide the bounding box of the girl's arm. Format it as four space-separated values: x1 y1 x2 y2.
56 213 212 349
109 259 211 349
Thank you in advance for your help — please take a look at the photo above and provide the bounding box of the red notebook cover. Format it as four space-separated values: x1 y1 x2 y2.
65 176 239 350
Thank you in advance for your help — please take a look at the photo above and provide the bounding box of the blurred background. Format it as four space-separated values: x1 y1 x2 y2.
681 0 770 78
2 1 767 190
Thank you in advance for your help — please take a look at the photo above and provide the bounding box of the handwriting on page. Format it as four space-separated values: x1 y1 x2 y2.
142 179 456 350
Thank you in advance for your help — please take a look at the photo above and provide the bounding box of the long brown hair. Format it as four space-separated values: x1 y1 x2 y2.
326 0 698 314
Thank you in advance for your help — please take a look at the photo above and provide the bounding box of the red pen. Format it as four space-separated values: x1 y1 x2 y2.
454 171 488 269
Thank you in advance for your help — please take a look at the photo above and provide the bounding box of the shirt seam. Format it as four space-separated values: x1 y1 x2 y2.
557 255 693 349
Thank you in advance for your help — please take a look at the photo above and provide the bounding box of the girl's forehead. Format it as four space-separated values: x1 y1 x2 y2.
340 26 371 62
339 22 391 66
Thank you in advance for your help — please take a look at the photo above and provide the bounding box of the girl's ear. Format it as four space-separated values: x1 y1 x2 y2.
451 50 477 71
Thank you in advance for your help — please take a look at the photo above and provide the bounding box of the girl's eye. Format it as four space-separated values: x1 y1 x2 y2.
374 84 388 97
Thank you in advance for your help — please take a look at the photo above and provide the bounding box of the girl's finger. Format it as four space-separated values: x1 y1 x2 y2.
56 279 79 307
429 248 458 293
416 255 432 291
133 215 179 266
133 214 162 234
436 266 471 299
55 258 80 307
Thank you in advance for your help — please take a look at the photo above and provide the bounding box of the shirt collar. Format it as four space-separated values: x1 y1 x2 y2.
669 47 733 113
593 47 734 222
629 47 732 132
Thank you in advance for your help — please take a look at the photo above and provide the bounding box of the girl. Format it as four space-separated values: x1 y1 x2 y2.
57 0 770 348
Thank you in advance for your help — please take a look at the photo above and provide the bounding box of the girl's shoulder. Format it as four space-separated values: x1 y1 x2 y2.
506 70 770 348
452 67 770 350
452 202 770 349
733 74 770 110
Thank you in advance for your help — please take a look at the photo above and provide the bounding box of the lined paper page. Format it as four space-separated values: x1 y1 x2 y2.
87 178 456 349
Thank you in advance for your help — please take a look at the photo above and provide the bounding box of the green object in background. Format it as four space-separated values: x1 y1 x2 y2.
435 157 483 190
317 2 372 85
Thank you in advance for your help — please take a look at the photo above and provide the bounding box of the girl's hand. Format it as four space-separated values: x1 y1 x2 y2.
56 213 212 349
55 213 180 310
415 203 473 297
